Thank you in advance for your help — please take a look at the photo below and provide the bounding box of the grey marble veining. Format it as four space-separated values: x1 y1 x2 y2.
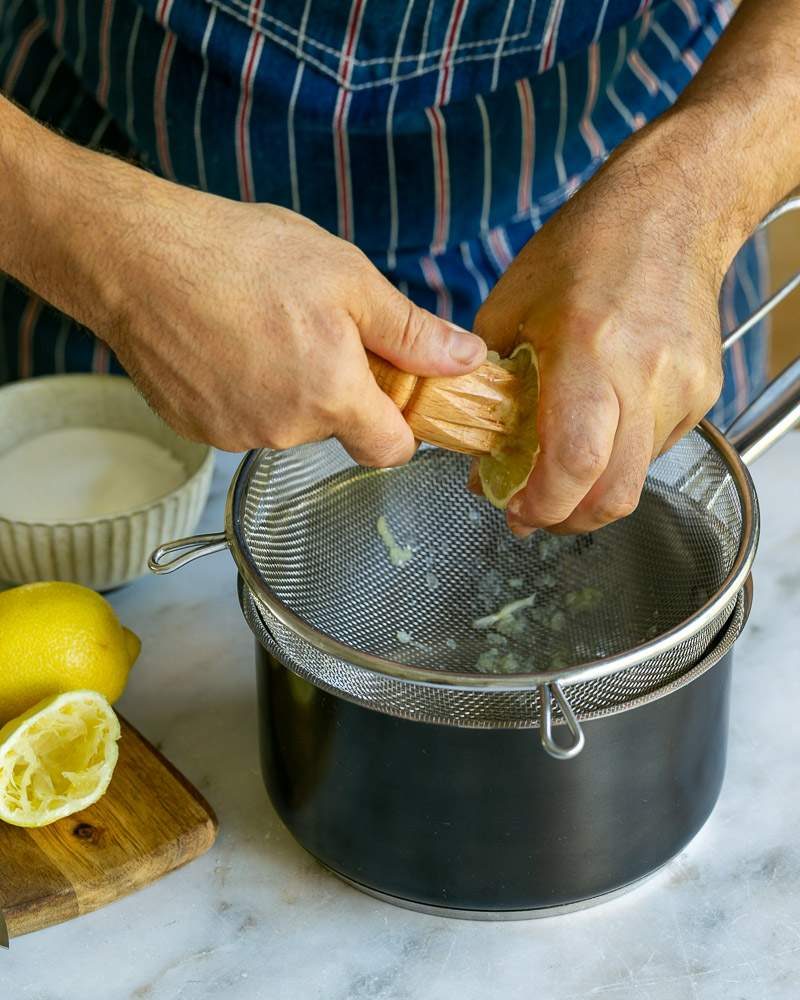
1 437 799 1000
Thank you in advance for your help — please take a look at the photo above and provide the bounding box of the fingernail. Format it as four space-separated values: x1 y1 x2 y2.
507 496 523 518
449 331 486 365
509 520 535 540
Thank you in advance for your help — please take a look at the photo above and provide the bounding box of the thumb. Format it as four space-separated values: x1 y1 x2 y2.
361 283 486 377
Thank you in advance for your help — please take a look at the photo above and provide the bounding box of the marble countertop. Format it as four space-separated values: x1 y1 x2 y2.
2 436 799 1000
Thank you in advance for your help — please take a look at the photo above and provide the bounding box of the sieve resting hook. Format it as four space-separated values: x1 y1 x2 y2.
539 681 585 760
148 532 229 574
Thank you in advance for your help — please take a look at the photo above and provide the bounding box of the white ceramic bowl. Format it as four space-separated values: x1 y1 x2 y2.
0 374 214 590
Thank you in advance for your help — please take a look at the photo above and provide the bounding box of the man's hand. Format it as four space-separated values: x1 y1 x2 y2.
476 0 800 536
474 122 727 535
96 193 486 464
0 95 485 465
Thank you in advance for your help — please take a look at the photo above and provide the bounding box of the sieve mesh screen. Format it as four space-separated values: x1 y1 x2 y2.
233 428 750 726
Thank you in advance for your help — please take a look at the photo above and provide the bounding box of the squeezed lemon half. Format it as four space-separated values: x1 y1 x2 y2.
478 342 540 509
0 690 120 828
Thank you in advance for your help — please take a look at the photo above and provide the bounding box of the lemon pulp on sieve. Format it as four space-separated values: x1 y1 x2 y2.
478 342 540 509
0 690 120 828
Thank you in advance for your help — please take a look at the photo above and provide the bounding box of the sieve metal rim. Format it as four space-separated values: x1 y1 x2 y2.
240 575 750 727
224 419 758 692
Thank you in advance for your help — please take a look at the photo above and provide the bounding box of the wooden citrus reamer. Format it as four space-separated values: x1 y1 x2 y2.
367 352 525 457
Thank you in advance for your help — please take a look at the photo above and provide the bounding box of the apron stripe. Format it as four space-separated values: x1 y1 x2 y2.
125 5 143 143
416 0 436 75
97 0 115 107
154 0 178 179
333 0 367 242
54 313 71 375
194 4 217 191
682 49 701 74
476 94 492 233
627 49 660 95
74 0 87 76
715 2 734 28
606 27 636 129
287 0 313 213
490 0 516 92
92 339 110 374
579 44 605 159
287 62 305 211
495 227 514 268
436 0 470 106
554 62 568 187
539 0 566 73
3 16 45 93
460 242 489 302
154 31 177 178
426 0 466 253
425 106 450 254
484 226 513 274
674 0 701 29
334 88 355 239
17 295 43 381
420 254 452 320
385 0 416 268
88 110 112 148
0 0 27 70
236 5 266 203
592 0 612 43
30 50 64 115
652 21 681 58
53 0 66 48
515 78 534 216
652 20 700 75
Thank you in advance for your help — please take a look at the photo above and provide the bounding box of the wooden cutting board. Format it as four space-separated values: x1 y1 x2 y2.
0 716 218 942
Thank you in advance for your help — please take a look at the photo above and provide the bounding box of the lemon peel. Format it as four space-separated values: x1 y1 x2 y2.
478 342 540 509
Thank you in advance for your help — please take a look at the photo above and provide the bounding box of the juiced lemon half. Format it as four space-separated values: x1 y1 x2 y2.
0 690 120 828
478 342 540 509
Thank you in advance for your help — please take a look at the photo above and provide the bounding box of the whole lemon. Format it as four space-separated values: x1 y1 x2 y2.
0 582 140 725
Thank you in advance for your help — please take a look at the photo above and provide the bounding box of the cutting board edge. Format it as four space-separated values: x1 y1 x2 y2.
1 715 219 940
125 716 220 833
4 814 218 938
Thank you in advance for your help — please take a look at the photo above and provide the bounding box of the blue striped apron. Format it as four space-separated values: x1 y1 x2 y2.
0 0 767 429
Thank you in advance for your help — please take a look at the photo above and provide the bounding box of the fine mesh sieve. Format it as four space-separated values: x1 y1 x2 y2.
150 360 800 757
150 198 800 758
221 423 753 758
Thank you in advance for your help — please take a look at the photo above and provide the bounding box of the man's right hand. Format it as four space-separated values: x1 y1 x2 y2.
0 95 485 465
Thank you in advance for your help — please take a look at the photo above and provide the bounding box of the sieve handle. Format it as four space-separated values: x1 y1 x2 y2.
725 356 800 465
719 195 800 463
539 682 585 760
148 532 229 574
721 194 800 353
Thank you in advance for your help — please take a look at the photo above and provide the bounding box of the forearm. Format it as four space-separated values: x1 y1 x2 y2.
646 0 800 271
0 94 146 330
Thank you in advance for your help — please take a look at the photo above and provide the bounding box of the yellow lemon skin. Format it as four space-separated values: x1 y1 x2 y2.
0 582 140 726
479 342 541 509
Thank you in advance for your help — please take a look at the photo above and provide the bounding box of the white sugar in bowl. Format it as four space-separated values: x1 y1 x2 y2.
0 374 214 590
